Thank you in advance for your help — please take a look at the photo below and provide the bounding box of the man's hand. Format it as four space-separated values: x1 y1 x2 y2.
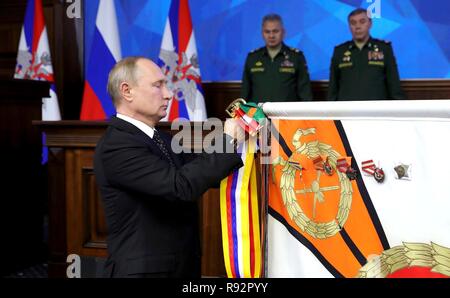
224 118 245 144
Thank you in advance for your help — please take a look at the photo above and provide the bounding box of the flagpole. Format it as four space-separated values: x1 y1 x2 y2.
260 120 271 278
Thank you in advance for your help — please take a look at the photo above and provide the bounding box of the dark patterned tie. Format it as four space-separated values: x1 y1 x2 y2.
153 130 175 166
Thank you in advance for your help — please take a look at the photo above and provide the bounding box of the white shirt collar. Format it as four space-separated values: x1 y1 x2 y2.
116 113 155 139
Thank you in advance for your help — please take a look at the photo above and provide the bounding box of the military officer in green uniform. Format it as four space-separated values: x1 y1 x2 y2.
328 8 405 101
241 14 313 103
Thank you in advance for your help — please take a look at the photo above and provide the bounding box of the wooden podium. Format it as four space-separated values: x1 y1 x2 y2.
0 79 49 275
35 121 228 278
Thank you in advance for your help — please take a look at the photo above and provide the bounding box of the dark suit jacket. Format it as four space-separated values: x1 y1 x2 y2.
94 117 243 278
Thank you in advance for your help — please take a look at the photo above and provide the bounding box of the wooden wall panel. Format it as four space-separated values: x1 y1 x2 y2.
82 167 107 249
0 0 83 119
204 82 242 120
51 0 84 120
38 122 107 277
65 148 107 258
0 1 26 79
47 147 67 277
401 80 450 99
199 189 226 277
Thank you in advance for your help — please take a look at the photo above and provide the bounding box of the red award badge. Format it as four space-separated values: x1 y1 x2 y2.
362 159 385 183
313 156 334 176
336 157 357 180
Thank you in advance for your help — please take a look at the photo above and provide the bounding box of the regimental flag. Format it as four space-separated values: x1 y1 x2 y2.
220 139 262 278
14 0 61 164
80 0 121 120
158 0 207 121
267 119 450 278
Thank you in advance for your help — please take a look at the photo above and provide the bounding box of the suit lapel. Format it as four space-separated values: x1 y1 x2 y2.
109 117 183 168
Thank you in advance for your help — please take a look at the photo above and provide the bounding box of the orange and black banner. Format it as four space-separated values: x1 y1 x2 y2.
268 119 390 277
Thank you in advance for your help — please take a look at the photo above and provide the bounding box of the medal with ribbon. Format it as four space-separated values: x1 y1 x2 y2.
313 156 334 176
337 157 357 180
361 159 385 183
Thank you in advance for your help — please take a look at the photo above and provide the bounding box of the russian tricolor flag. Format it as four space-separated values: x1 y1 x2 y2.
80 0 121 120
14 0 61 163
158 0 207 121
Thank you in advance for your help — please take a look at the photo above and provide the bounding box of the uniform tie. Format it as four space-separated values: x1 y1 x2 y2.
153 130 174 166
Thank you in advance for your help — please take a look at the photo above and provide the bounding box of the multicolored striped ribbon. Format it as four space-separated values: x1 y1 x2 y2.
220 139 262 278
362 159 376 175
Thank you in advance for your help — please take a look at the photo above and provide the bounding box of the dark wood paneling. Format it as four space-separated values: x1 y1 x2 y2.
203 82 242 120
0 79 49 275
0 0 25 79
0 0 83 119
401 80 450 99
82 168 107 249
52 0 84 120
47 147 67 278
311 80 450 100
199 189 226 277
65 148 107 258
0 1 28 23
0 53 17 79
41 122 108 277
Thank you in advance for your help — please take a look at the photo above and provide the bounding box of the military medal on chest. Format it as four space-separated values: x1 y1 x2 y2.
343 50 352 62
281 52 294 67
368 46 384 61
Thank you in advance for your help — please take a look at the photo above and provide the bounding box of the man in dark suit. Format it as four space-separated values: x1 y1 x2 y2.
94 57 244 278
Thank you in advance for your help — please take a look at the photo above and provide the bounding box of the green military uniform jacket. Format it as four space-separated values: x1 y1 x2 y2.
328 37 405 101
241 43 313 103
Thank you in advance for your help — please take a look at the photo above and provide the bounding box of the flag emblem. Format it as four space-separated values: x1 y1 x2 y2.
159 50 201 118
272 126 352 234
158 0 207 121
15 50 53 81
